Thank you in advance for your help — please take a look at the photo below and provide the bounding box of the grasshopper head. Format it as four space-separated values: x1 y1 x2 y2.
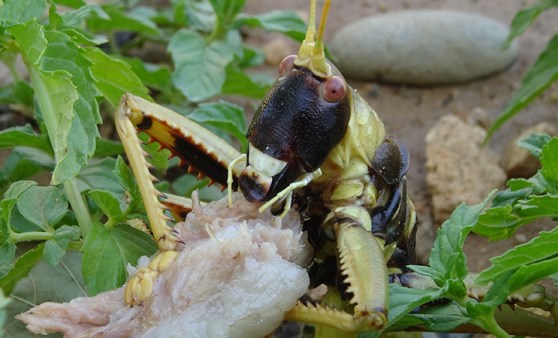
239 0 351 202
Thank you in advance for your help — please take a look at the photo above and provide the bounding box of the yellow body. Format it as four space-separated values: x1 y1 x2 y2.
314 89 385 208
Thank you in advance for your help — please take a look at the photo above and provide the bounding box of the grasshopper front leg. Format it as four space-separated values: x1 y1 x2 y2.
115 94 245 305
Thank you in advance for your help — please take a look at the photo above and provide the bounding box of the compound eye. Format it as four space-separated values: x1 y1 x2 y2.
322 76 346 102
278 55 297 76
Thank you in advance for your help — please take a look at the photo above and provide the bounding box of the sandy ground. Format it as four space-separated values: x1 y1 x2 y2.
244 0 558 272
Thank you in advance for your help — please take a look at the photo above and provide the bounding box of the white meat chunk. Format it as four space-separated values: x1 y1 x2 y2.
16 192 312 338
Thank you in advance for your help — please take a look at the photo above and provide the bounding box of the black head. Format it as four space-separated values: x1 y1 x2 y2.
238 0 349 203
238 55 351 202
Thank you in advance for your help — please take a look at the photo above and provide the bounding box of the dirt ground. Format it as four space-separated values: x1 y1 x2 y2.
244 0 558 272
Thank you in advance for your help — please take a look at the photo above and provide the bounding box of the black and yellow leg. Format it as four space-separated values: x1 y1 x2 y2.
115 94 244 305
120 94 245 187
286 212 388 332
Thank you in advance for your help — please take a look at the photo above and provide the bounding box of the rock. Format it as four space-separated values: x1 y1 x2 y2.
454 107 491 130
426 115 506 225
502 122 557 178
330 10 519 85
263 36 297 66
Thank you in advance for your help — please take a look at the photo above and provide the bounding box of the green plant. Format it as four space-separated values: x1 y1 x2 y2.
362 135 558 338
485 0 558 140
0 0 306 335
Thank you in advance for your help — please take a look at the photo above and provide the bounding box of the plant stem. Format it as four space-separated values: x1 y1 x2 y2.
207 14 223 42
3 52 22 82
475 313 511 338
64 179 91 236
11 231 54 243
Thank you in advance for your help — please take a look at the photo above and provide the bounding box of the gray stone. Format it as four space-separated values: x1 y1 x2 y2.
426 115 506 225
330 10 519 85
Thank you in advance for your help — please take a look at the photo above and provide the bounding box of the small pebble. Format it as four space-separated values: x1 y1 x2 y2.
515 233 528 243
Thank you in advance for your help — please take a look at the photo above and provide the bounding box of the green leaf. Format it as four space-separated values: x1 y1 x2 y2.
237 10 307 41
403 302 471 332
14 26 101 186
516 193 558 219
483 256 558 308
81 222 156 295
0 80 34 106
1 183 32 227
4 251 86 336
179 0 213 31
517 132 553 159
139 132 170 172
114 156 145 216
504 0 558 47
48 1 63 29
209 0 245 37
0 125 52 155
507 173 550 194
188 101 247 150
0 0 47 26
88 190 125 227
381 284 447 333
171 174 224 201
52 0 86 8
2 182 41 235
9 21 84 184
541 137 558 183
16 186 68 231
0 148 54 191
485 35 558 141
3 180 37 199
494 172 553 206
44 225 80 266
62 27 107 46
0 241 16 280
0 244 44 294
94 138 123 158
59 4 108 27
9 20 45 64
0 195 18 279
222 64 272 99
123 57 175 98
41 29 101 151
34 73 80 181
477 226 558 285
9 207 43 233
473 205 523 240
169 29 235 102
428 192 496 286
85 47 150 107
237 46 265 68
76 157 124 195
407 264 442 282
0 288 9 337
86 4 160 35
